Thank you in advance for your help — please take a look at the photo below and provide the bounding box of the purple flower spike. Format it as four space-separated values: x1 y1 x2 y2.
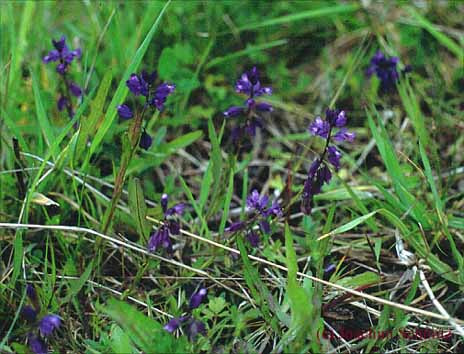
189 288 207 309
366 50 402 92
335 110 347 127
29 335 47 354
139 131 153 150
52 36 66 51
69 82 82 97
43 50 60 63
39 314 61 336
117 104 133 120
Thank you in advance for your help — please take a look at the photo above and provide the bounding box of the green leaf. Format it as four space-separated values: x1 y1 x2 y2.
99 298 188 353
75 70 113 160
164 130 203 152
32 70 56 158
128 178 151 241
62 260 94 305
110 325 136 354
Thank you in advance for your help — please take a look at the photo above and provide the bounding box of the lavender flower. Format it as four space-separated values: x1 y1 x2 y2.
366 50 403 92
118 70 175 149
302 109 355 214
223 66 273 142
226 189 282 246
22 305 37 322
147 194 184 254
39 314 61 336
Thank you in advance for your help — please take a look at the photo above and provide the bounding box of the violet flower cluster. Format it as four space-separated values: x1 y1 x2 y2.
226 189 282 247
223 66 273 142
22 285 62 354
366 50 411 93
302 109 355 214
164 287 208 341
42 36 82 119
117 70 175 150
148 193 185 254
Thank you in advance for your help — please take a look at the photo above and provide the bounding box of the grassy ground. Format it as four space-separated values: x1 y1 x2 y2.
1 1 463 353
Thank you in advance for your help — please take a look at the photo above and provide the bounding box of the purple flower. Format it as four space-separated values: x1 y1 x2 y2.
148 227 171 253
247 230 260 247
366 50 401 92
189 288 207 309
139 131 152 150
150 82 176 111
28 335 47 354
43 36 81 74
164 317 182 333
57 96 68 111
22 305 37 322
117 104 133 120
141 70 157 85
224 66 273 141
26 284 36 300
333 128 355 142
302 160 333 214
224 106 244 118
166 203 185 217
308 117 330 138
161 193 169 213
247 189 268 211
39 314 61 336
225 221 245 232
69 82 82 97
327 146 342 170
126 73 148 96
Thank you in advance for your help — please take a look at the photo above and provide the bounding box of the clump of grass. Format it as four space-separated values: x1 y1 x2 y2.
1 1 463 353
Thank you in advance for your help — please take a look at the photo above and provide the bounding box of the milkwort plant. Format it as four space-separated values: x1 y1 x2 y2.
223 66 273 143
366 50 411 93
100 69 175 234
42 36 82 120
164 287 208 342
302 109 355 214
22 285 62 354
148 193 185 254
226 189 283 247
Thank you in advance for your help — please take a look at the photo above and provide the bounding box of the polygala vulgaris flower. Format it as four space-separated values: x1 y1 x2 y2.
147 194 185 254
39 314 61 336
226 189 282 246
28 335 47 354
223 66 273 142
366 50 410 93
117 69 175 150
302 108 355 214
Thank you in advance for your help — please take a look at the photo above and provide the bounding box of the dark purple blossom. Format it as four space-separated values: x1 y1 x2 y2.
302 108 355 214
224 66 273 141
139 131 153 150
247 230 260 247
28 335 47 354
43 36 81 74
117 104 133 120
225 221 245 232
26 284 36 300
57 96 68 111
147 194 185 254
22 305 37 322
366 50 401 92
189 288 207 309
150 82 176 111
126 73 149 97
39 314 61 336
164 317 183 333
69 82 82 97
